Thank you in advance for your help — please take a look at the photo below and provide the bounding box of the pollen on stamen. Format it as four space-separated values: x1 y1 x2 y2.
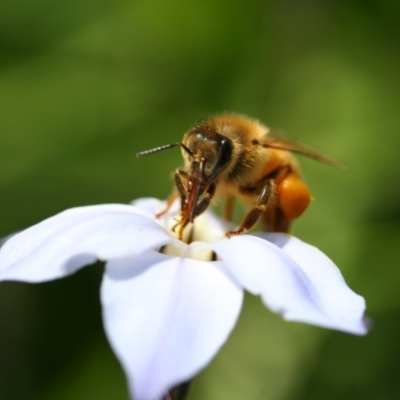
157 243 220 262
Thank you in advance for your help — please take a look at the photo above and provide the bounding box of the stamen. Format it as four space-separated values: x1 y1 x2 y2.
157 243 220 262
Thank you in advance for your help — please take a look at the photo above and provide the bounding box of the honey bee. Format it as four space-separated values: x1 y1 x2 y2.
137 114 341 239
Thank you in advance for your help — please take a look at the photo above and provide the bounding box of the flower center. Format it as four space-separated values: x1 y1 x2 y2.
158 242 220 262
163 210 233 244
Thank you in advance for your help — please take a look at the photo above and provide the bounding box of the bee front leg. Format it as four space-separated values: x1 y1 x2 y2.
155 190 178 218
175 169 190 213
174 183 216 241
191 183 216 220
226 180 274 237
169 170 191 239
156 169 188 219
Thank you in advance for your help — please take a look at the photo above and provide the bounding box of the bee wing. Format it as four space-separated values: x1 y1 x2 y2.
261 137 345 168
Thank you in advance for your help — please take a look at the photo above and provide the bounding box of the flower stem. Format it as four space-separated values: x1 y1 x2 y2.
163 380 192 400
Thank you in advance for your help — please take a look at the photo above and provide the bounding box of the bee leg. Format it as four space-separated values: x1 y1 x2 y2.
174 184 216 241
223 196 235 221
174 218 190 241
226 181 274 237
263 205 290 233
191 183 216 220
170 170 192 240
262 172 312 233
156 170 188 219
155 191 178 218
175 170 190 213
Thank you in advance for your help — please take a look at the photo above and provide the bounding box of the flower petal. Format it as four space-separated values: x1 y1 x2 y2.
212 235 367 335
131 197 180 218
260 233 367 334
0 205 170 282
101 252 243 400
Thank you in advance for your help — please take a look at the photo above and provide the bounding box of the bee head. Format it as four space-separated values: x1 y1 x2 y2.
182 129 234 182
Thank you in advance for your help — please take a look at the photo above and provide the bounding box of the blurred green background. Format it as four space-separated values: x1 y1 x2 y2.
0 0 399 399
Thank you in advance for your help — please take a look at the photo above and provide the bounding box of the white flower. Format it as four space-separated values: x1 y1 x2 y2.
0 198 367 400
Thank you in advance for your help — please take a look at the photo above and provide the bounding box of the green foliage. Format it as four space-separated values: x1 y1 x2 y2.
0 0 399 399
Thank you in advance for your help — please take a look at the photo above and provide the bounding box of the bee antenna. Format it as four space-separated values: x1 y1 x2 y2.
136 142 194 158
136 142 181 157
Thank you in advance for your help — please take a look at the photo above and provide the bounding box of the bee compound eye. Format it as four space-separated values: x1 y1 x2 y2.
218 138 233 167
